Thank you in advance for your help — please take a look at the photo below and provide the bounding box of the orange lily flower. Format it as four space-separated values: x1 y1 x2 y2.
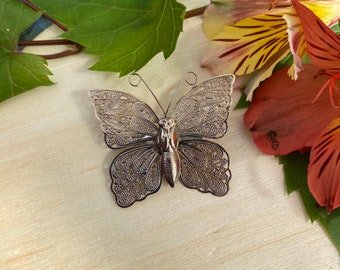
202 0 340 100
244 0 340 212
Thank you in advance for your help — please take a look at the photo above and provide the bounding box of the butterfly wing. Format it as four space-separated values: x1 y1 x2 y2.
174 75 234 139
89 90 159 148
178 140 230 196
111 145 162 207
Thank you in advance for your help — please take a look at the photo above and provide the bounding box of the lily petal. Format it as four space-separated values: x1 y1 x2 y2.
283 11 305 79
203 0 340 100
244 65 340 155
240 51 289 100
290 0 340 72
203 0 291 39
202 11 290 76
308 117 340 212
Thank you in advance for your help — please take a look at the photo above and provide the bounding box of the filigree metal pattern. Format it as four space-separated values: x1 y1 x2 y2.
174 76 233 138
89 73 234 207
179 140 230 196
90 90 159 148
111 145 162 207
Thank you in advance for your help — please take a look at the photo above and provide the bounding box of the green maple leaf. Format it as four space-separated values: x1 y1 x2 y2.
279 152 340 252
30 0 186 76
0 0 53 103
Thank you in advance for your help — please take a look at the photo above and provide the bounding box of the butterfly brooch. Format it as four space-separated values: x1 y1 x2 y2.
89 72 235 207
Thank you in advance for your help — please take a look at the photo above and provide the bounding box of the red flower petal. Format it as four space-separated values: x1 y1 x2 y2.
308 117 340 212
291 0 340 72
244 65 340 155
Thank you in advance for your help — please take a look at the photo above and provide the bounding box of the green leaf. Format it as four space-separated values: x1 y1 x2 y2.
234 93 250 109
279 152 320 221
273 54 293 72
0 0 53 103
331 21 340 34
319 208 340 252
279 152 340 251
31 0 186 76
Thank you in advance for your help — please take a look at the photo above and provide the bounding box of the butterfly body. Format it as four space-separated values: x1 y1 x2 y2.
157 118 180 187
89 74 234 207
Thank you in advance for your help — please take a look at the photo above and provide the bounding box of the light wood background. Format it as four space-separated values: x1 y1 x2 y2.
1 1 339 269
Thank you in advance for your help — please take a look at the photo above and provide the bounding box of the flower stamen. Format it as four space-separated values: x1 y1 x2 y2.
312 73 340 108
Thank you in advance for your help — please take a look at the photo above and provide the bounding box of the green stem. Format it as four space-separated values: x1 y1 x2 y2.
185 6 207 19
18 3 207 59
22 0 68 31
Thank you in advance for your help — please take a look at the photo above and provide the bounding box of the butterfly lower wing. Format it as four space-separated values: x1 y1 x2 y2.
178 140 231 196
89 90 159 148
111 145 162 207
174 75 234 139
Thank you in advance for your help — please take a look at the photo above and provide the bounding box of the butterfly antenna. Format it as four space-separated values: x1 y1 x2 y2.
165 71 198 117
129 73 166 116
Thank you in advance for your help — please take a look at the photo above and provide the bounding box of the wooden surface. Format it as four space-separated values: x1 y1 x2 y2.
1 1 339 269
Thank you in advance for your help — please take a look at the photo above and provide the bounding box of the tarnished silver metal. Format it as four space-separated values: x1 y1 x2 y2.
89 73 235 207
157 118 180 187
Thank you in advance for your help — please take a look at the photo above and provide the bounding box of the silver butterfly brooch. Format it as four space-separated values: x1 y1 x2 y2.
89 72 235 207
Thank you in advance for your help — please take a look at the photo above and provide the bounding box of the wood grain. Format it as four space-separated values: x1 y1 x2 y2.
0 1 339 269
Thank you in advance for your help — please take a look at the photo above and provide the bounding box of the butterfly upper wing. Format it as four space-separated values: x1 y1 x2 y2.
89 90 159 148
111 145 162 207
174 75 234 139
178 140 230 196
